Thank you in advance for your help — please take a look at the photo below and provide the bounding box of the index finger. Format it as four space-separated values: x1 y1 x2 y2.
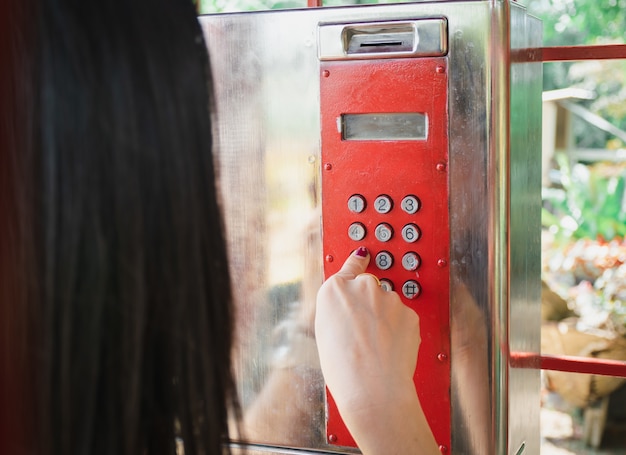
334 246 371 280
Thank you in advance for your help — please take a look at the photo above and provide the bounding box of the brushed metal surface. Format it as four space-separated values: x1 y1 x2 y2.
508 5 543 455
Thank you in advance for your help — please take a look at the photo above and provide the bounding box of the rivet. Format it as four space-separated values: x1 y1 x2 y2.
436 65 446 74
439 445 448 453
435 161 447 172
329 434 338 443
325 255 334 263
437 353 448 362
437 259 448 268
322 70 330 78
324 163 333 171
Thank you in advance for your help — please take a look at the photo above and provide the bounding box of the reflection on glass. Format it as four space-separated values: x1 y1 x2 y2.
209 16 326 449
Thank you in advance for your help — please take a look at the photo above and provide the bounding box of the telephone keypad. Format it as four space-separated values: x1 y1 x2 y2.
347 194 424 299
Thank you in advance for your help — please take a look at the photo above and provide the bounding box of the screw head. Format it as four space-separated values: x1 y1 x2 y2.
437 259 448 268
329 434 338 443
437 353 448 363
439 445 448 453
325 255 334 263
324 163 333 171
322 69 330 78
436 65 446 74
436 162 447 172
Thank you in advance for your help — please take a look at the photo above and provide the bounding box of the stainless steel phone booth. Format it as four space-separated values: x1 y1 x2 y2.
200 1 542 453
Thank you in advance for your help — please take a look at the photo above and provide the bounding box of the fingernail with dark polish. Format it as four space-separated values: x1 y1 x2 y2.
355 246 369 257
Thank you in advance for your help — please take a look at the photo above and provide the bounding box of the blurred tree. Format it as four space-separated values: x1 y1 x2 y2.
526 0 626 46
525 0 626 149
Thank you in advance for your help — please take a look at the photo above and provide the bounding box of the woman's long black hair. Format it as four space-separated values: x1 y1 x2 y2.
1 0 239 453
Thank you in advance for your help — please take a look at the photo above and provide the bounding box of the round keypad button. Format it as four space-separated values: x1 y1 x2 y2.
402 280 421 299
401 252 421 271
375 251 394 270
348 222 366 241
374 195 393 214
401 224 421 243
375 223 393 242
348 194 366 213
380 279 394 292
401 195 421 214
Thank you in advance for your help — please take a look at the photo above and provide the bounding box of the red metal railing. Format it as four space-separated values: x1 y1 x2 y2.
541 354 626 377
542 44 626 62
537 42 626 379
511 351 626 378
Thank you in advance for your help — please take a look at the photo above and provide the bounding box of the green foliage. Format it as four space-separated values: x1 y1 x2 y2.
525 0 626 46
525 0 626 145
543 154 626 242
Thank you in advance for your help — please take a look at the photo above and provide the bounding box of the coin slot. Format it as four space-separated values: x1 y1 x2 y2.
345 24 415 55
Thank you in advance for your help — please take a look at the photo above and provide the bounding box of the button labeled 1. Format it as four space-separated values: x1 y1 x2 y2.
348 194 366 213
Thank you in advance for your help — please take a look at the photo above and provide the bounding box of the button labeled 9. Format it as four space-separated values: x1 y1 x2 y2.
348 194 366 213
402 252 421 271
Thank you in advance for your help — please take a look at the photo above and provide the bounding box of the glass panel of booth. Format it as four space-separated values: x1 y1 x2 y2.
201 7 447 451
202 11 328 449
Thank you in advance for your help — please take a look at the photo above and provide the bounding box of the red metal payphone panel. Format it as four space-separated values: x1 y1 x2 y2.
320 57 450 450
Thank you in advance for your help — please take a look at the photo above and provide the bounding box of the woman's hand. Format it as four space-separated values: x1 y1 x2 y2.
315 247 439 455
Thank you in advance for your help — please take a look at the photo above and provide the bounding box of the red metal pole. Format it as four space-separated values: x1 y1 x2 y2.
540 354 626 377
541 44 626 62
510 351 626 378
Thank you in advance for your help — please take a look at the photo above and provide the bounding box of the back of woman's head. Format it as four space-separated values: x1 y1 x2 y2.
1 0 238 454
